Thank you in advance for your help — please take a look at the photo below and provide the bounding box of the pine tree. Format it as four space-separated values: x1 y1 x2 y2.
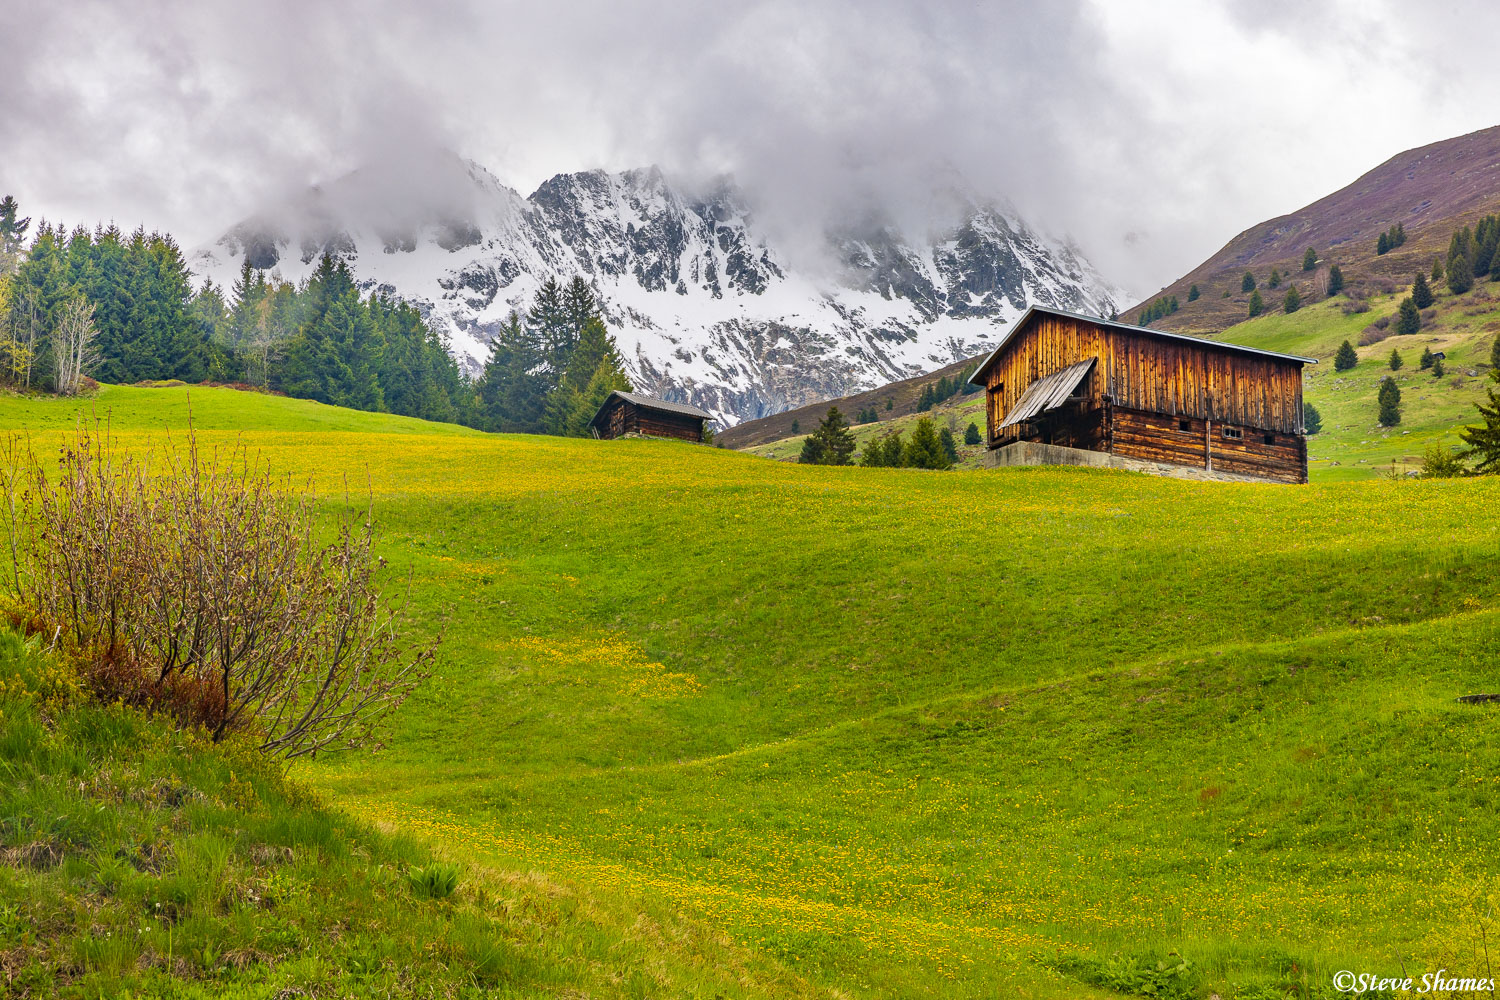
1396 297 1421 336
1268 269 1281 289
1302 401 1322 435
938 426 959 463
1188 284 1200 302
1377 232 1389 255
791 418 800 435
1303 247 1318 271
798 434 826 465
1247 289 1265 318
1420 346 1434 370
904 417 951 470
1283 286 1301 313
1377 376 1401 427
1242 272 1256 293
474 312 546 432
1432 259 1444 283
1334 340 1358 371
561 319 633 436
527 277 570 381
1394 222 1406 247
1326 264 1344 296
1459 369 1500 473
1388 347 1403 371
884 397 892 411
964 422 981 445
1447 252 1473 295
1411 271 1434 309
1432 357 1445 378
803 407 856 466
0 195 30 275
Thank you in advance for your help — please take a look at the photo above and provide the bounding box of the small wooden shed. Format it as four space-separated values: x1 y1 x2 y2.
968 306 1317 483
589 390 712 442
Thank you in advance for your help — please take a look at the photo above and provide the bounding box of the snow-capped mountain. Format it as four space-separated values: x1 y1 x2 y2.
192 154 1125 425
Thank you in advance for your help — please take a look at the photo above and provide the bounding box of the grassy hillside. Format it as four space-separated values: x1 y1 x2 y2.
1124 126 1500 333
4 385 1500 998
1219 281 1499 479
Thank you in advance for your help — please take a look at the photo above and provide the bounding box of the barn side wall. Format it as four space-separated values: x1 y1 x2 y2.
984 314 1305 445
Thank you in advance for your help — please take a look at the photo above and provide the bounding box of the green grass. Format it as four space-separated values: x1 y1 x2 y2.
3 385 1500 997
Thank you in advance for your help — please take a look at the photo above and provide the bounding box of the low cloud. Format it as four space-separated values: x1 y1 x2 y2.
5 0 1500 298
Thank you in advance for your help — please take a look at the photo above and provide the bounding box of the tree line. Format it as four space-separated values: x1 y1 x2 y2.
0 196 636 437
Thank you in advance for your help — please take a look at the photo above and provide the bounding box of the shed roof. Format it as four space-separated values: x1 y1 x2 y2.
999 358 1095 429
588 390 713 430
967 305 1318 387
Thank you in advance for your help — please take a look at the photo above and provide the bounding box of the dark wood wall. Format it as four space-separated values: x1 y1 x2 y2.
596 400 704 442
982 314 1308 483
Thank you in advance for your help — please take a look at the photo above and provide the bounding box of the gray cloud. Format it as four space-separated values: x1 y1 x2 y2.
4 0 1499 297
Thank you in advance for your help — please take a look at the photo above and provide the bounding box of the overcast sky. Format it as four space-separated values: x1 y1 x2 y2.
4 0 1498 298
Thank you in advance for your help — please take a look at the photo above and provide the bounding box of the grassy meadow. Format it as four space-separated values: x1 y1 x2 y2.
3 384 1500 997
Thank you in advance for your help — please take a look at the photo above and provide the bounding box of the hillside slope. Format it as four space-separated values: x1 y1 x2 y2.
1127 125 1500 332
4 387 1500 997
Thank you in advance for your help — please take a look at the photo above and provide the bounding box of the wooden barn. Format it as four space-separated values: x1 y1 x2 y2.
968 307 1316 483
589 390 712 443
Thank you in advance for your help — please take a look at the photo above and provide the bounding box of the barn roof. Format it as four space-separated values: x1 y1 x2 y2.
588 390 713 429
966 305 1318 387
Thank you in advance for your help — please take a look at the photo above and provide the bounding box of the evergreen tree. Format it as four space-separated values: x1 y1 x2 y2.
527 277 570 381
964 422 981 445
1268 269 1281 289
1447 252 1473 295
1283 286 1301 313
0 196 30 274
884 397 893 411
802 407 856 466
1394 222 1406 247
938 425 959 463
881 431 906 467
903 417 951 470
791 418 800 435
1247 289 1265 318
1458 368 1500 472
1377 232 1389 255
1241 272 1256 293
1388 347 1404 371
1493 334 1500 372
475 312 546 433
1302 247 1318 272
1396 297 1421 336
1377 376 1401 427
798 433 826 465
1420 346 1434 370
1302 401 1322 435
1326 264 1344 296
561 318 633 436
1411 271 1434 309
1334 340 1358 371
1432 357 1445 378
1432 259 1444 283
1188 284 1200 302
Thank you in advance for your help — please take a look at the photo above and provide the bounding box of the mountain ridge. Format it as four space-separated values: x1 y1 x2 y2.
191 154 1125 424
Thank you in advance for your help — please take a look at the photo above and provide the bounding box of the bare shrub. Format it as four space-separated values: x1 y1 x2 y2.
1359 323 1393 347
0 420 435 758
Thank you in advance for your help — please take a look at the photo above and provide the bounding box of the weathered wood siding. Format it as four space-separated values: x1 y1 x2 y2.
981 313 1308 483
596 399 704 442
984 313 1305 442
1110 409 1306 484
